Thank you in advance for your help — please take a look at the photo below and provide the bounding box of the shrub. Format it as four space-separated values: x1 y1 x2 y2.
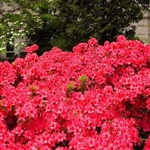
0 35 150 149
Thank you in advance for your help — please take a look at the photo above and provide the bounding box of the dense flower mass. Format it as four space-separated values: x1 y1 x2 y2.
25 44 39 53
0 35 150 149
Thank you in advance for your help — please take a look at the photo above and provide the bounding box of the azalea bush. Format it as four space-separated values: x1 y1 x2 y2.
0 35 150 149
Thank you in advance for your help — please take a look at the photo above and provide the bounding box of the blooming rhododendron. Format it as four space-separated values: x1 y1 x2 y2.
25 44 39 53
0 35 150 149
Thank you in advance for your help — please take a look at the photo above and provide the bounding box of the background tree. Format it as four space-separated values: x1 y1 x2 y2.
0 0 150 55
0 1 27 52
45 0 150 51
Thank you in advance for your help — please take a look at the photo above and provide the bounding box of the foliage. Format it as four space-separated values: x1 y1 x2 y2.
0 1 27 52
0 0 150 54
49 0 150 50
0 0 54 53
1 36 150 149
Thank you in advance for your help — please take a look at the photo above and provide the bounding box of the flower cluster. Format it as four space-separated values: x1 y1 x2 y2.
0 35 150 149
25 44 39 53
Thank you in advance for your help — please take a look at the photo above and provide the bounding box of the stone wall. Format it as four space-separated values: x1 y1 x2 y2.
134 11 150 43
